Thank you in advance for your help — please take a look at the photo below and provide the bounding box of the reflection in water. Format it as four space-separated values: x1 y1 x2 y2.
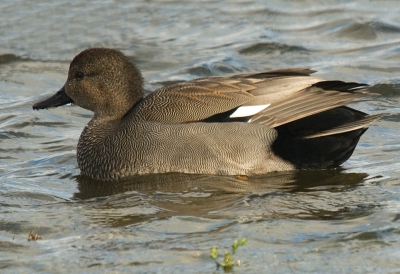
74 170 368 227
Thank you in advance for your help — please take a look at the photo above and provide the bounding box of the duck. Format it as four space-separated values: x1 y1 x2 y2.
33 48 383 181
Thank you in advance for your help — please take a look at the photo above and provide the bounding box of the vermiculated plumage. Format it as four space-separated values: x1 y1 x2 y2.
33 48 383 181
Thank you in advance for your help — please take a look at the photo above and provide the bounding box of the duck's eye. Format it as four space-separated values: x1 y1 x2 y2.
75 71 84 79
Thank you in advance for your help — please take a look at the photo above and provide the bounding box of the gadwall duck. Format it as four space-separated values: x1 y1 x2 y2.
33 48 383 181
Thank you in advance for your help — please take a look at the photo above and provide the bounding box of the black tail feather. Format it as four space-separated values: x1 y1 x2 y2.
272 106 370 169
272 128 367 169
312 81 368 92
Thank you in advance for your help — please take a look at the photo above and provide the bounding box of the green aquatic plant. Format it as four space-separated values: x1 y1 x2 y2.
210 238 247 272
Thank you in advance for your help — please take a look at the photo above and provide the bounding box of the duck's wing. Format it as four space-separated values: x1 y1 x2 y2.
134 68 322 124
249 81 375 127
249 80 382 139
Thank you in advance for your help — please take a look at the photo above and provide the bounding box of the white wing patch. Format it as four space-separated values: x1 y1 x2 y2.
229 104 270 118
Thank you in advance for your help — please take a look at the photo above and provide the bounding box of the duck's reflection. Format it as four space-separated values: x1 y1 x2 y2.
73 170 369 227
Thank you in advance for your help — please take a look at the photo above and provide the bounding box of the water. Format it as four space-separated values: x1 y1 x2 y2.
1 0 400 273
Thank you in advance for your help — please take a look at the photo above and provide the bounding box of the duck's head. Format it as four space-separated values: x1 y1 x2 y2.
33 48 144 119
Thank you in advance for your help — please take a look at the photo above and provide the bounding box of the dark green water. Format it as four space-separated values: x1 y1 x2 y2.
1 0 400 273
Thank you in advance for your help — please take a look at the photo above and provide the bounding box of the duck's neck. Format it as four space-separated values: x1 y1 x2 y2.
79 117 117 142
77 117 120 177
76 97 145 180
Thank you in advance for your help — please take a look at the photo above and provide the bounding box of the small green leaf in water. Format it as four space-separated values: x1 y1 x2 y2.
210 238 247 272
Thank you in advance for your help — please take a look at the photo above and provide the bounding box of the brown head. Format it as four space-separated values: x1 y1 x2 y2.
33 48 144 119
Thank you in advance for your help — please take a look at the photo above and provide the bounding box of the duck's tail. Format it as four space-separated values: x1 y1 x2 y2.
271 106 383 169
